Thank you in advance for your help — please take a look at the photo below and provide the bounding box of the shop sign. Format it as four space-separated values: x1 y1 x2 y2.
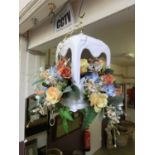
54 3 74 32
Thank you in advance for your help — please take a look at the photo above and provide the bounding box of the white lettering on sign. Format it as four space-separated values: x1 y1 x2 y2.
54 3 74 32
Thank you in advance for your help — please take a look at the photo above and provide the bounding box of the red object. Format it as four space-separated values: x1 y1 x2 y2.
84 129 91 151
59 66 71 79
101 73 115 84
127 87 135 106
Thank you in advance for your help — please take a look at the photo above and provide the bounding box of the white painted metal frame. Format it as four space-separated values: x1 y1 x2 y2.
56 33 111 88
55 33 111 112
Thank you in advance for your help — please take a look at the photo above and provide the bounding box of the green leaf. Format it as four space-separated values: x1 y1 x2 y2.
82 107 97 129
64 111 73 121
104 68 114 74
58 108 74 133
62 119 69 133
63 86 72 93
71 84 80 99
32 79 44 86
57 81 67 91
59 108 73 121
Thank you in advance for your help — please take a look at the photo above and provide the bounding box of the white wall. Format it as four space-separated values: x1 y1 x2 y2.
28 0 135 49
124 66 135 83
125 66 135 123
99 21 135 62
126 108 135 123
111 64 125 83
127 66 135 77
19 36 45 142
110 64 135 84
19 0 33 12
85 114 103 155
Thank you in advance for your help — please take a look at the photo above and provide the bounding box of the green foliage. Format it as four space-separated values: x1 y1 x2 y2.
104 68 114 74
71 84 80 99
63 86 72 93
32 79 44 86
83 89 89 100
100 66 106 74
62 119 68 133
59 107 73 121
108 95 124 106
58 107 74 133
62 84 80 100
57 81 67 91
82 107 97 129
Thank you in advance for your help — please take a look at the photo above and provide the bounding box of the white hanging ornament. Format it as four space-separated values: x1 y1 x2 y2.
55 33 111 112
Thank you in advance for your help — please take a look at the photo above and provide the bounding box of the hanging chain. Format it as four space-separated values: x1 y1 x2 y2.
79 0 85 19
57 0 86 56
48 0 56 23
49 109 55 126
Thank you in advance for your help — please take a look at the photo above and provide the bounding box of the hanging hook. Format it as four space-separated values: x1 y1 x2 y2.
78 0 86 33
79 0 85 19
48 1 56 23
49 109 55 126
60 0 85 39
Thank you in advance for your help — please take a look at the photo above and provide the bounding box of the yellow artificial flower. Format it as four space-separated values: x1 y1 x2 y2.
89 92 108 112
80 59 89 74
46 87 62 105
98 59 106 69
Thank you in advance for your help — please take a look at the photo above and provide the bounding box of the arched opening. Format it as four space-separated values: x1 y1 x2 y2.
81 48 106 62
57 48 72 63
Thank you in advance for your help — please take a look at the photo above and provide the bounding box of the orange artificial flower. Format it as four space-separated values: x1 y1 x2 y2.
101 74 115 84
59 67 71 79
56 59 66 70
46 87 62 104
35 90 45 95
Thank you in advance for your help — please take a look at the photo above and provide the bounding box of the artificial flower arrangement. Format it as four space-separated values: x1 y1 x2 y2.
30 56 124 137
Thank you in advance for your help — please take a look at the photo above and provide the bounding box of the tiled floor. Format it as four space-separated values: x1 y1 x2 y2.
93 140 135 155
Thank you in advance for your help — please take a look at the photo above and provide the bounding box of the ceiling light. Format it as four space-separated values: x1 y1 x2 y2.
125 53 135 58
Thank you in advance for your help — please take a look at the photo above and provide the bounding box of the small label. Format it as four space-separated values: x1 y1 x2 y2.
54 3 74 32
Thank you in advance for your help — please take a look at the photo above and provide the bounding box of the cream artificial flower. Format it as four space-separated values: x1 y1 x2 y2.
46 87 62 105
80 59 89 73
89 92 108 112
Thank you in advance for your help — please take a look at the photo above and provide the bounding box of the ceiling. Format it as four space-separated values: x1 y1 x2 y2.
31 5 135 66
20 0 68 34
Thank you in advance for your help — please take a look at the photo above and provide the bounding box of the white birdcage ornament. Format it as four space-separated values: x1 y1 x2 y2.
55 33 111 112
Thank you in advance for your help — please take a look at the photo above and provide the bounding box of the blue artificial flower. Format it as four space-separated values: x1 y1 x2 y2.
82 72 99 83
49 66 63 80
101 84 116 96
